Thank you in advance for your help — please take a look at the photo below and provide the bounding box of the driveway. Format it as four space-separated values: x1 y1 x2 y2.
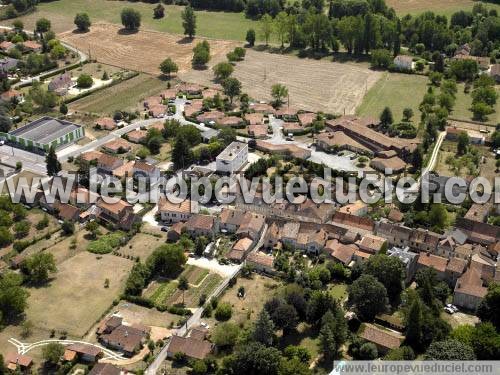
186 257 240 278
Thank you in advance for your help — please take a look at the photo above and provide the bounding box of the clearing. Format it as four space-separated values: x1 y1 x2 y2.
59 23 238 76
69 73 169 115
117 232 164 261
356 72 428 122
182 49 382 115
25 252 134 337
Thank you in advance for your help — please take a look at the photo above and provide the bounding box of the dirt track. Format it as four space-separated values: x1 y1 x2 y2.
59 23 238 75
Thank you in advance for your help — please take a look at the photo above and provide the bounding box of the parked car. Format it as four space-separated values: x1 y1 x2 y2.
444 306 454 314
160 226 169 232
446 304 458 313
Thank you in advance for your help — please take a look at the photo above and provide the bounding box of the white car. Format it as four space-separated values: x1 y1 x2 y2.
446 304 458 313
444 306 454 314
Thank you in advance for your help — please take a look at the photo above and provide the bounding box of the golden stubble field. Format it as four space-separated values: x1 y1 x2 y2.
59 23 238 75
181 49 383 114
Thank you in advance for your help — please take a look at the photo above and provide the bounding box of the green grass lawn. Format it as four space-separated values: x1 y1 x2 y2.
70 73 169 115
6 0 259 41
149 280 178 306
329 283 348 302
356 72 429 123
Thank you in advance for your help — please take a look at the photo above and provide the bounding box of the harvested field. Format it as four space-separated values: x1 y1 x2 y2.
181 49 382 115
59 23 238 76
25 252 134 337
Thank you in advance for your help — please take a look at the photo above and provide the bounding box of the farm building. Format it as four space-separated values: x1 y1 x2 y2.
3 117 85 152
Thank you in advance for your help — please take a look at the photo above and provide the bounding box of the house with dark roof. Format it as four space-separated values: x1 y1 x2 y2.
185 214 218 238
88 363 121 375
167 331 213 360
325 239 357 265
99 324 148 357
48 72 73 95
453 264 488 310
358 323 404 354
63 343 103 363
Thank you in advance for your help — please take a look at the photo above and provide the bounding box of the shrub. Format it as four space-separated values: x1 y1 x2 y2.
77 74 93 88
215 302 232 321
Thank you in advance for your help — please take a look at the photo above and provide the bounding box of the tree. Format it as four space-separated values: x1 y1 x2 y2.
371 49 392 69
222 77 241 105
153 4 165 19
45 146 61 176
478 283 500 331
74 13 91 32
215 302 232 321
359 342 378 359
147 244 187 277
35 18 51 34
229 342 281 375
159 58 178 78
121 8 141 31
85 221 100 240
274 12 288 47
457 131 469 156
59 102 68 115
213 322 239 348
246 28 256 46
0 272 29 323
403 107 414 122
384 346 415 360
405 298 423 351
61 220 75 235
271 83 288 106
319 309 347 359
77 74 93 88
0 115 12 133
265 298 298 335
213 62 233 81
379 107 394 127
12 20 23 31
181 6 196 38
471 101 494 122
470 322 500 360
364 254 404 304
21 253 57 285
178 276 189 305
259 14 273 45
172 135 193 170
252 309 275 346
192 41 210 67
42 342 64 365
347 274 388 321
428 203 448 230
425 339 475 360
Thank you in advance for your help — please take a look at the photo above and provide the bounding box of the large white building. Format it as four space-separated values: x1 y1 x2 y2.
216 141 248 174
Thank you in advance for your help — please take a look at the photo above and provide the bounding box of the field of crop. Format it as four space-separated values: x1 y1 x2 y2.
182 49 382 115
168 273 222 307
386 0 500 18
356 72 429 122
25 252 134 337
60 23 237 76
69 73 169 115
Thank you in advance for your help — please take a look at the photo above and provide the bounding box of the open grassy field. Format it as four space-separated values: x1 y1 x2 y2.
434 140 497 182
182 49 382 114
386 0 500 18
356 72 428 122
25 252 134 337
69 73 169 115
118 232 163 260
59 23 238 76
450 83 500 125
168 273 222 307
5 0 257 41
204 274 280 329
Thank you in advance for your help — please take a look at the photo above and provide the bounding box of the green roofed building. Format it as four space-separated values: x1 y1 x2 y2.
3 116 85 152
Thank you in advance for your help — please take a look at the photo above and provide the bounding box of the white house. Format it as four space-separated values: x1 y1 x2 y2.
393 55 414 71
216 141 248 174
